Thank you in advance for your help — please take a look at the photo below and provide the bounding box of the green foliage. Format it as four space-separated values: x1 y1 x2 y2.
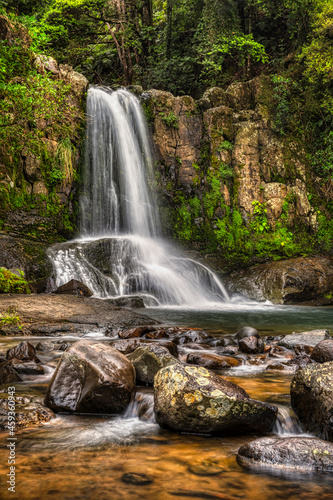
271 75 296 135
159 111 179 129
0 306 21 327
0 268 30 294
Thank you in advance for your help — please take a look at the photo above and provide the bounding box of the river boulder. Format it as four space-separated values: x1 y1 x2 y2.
128 345 180 385
154 364 277 435
278 329 330 349
237 437 333 472
45 340 136 413
291 361 333 440
186 352 241 369
311 339 333 363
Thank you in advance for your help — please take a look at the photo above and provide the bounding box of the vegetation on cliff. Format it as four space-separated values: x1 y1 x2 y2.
1 0 333 271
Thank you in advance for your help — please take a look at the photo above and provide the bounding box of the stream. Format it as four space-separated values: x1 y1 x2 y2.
1 306 333 500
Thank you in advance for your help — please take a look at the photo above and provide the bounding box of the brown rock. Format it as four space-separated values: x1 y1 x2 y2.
311 339 333 363
118 327 143 339
54 279 93 297
6 341 39 362
186 352 241 369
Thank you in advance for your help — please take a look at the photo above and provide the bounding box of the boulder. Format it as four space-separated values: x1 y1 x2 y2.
239 336 264 354
6 341 39 362
128 345 180 385
186 352 241 369
54 279 93 297
235 326 259 340
110 339 178 357
237 437 333 472
45 340 136 413
227 256 333 304
118 327 143 339
291 361 333 440
154 364 277 435
7 359 44 376
311 339 333 363
279 330 330 349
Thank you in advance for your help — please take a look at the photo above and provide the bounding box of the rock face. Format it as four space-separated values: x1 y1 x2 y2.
45 340 136 413
291 362 333 440
128 345 180 385
154 364 277 435
279 330 330 349
227 257 333 304
237 437 333 472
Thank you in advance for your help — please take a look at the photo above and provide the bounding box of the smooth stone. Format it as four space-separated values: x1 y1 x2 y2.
45 340 136 413
311 339 333 363
35 341 55 352
278 330 330 349
237 437 333 472
154 364 277 435
239 336 264 354
291 361 333 440
235 326 259 340
110 339 178 357
188 460 225 476
128 345 180 385
186 352 241 369
7 358 45 375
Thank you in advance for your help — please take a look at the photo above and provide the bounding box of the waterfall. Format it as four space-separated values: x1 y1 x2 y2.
49 87 229 306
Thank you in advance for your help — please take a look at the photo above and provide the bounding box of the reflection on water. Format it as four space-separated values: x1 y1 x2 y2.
145 303 333 335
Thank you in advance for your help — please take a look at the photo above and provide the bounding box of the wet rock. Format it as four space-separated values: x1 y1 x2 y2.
239 336 264 354
227 257 333 304
279 330 330 349
291 361 333 440
145 330 167 339
235 326 259 341
237 437 333 472
45 340 136 413
105 296 145 308
6 341 39 362
54 279 93 297
171 330 214 345
120 473 153 485
0 360 22 384
0 396 55 430
311 339 333 363
186 352 241 370
181 343 213 350
266 363 288 371
128 345 180 385
212 338 237 347
215 346 239 356
30 324 75 335
154 364 277 435
35 341 55 352
284 354 313 369
294 344 313 356
118 327 143 339
7 358 45 375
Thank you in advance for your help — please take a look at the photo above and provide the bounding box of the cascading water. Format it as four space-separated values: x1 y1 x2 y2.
49 87 229 306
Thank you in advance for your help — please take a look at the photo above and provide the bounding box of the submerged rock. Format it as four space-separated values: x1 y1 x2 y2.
237 437 333 472
128 345 180 385
154 364 277 435
235 326 259 340
291 361 333 440
279 330 330 349
45 340 136 413
311 339 333 363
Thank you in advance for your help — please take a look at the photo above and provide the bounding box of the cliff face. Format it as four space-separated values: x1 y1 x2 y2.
142 78 323 273
0 16 88 282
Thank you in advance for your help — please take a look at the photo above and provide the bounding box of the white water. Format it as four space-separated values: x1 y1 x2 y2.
49 87 229 306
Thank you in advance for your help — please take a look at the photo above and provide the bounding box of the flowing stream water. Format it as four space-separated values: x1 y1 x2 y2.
1 87 332 499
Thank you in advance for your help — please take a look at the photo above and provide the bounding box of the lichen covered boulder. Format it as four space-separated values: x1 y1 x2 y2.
45 340 136 413
237 437 333 472
291 361 333 440
128 344 180 385
154 364 277 435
